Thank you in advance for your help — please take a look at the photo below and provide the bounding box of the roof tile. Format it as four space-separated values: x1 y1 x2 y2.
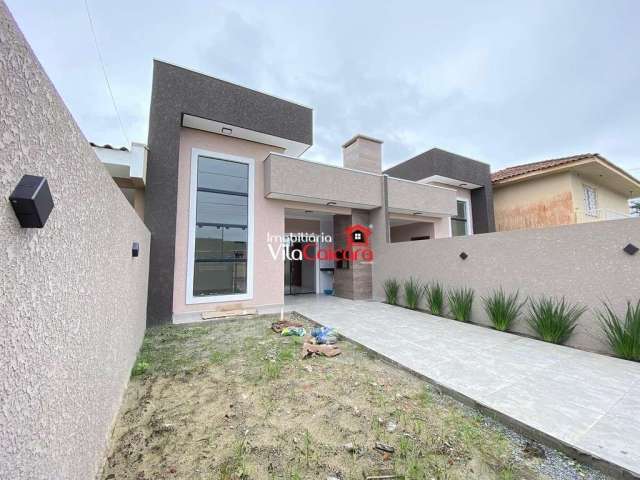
491 153 598 183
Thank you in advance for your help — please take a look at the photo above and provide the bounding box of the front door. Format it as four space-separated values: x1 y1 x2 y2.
284 240 316 295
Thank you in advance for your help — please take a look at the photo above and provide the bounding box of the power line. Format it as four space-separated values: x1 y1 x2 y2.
83 0 130 146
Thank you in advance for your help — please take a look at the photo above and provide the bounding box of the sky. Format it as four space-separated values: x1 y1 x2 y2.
6 0 640 174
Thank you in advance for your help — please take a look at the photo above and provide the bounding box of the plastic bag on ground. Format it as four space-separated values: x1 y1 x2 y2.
311 326 338 344
281 326 306 337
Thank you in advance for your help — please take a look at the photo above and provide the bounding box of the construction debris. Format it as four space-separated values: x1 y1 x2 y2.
362 468 404 479
343 442 356 453
374 442 394 454
201 307 257 320
311 326 338 344
271 320 303 334
282 326 306 337
302 342 341 358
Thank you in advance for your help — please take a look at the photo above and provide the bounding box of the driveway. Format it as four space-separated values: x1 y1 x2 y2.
285 295 640 478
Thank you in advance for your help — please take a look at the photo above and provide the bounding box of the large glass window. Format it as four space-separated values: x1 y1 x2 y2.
451 200 468 236
192 155 250 298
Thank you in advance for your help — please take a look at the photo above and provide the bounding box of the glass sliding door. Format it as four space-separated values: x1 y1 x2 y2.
187 151 253 303
284 238 316 295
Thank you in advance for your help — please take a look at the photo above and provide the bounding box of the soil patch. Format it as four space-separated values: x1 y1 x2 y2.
100 314 609 480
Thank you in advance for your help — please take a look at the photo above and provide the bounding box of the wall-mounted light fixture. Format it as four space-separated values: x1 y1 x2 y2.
326 201 336 206
623 243 638 255
9 175 54 228
459 252 468 260
132 242 140 257
221 127 232 135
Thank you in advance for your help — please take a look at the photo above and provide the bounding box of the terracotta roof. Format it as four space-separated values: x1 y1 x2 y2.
491 153 599 183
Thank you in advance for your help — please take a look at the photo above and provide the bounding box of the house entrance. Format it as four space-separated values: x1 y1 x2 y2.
284 239 316 295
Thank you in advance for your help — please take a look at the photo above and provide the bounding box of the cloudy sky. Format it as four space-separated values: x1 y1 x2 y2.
7 0 640 173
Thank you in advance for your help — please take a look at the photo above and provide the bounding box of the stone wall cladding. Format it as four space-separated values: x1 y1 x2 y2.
0 3 150 479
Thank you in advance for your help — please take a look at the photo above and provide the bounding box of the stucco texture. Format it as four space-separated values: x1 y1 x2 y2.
569 172 630 222
373 217 640 354
493 172 576 231
0 4 150 479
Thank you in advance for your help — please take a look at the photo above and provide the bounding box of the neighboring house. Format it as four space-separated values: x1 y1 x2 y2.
94 61 496 325
384 148 495 239
91 142 147 219
492 154 640 232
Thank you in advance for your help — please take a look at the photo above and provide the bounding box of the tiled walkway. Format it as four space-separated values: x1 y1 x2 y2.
285 295 640 478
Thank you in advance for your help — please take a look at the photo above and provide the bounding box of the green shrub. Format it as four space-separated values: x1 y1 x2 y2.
597 300 640 361
527 296 586 344
424 282 445 316
131 359 150 377
448 287 474 322
403 277 423 310
482 288 526 331
383 278 400 305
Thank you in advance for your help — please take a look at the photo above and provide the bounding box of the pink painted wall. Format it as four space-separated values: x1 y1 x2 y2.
173 128 286 316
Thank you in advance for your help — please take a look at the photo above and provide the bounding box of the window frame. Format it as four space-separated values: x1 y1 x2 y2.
186 148 255 305
583 184 598 217
451 198 472 237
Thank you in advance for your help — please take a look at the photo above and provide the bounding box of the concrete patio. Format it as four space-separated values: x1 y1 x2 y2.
285 294 640 478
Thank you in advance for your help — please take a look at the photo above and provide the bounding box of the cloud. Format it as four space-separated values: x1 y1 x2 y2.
7 0 640 172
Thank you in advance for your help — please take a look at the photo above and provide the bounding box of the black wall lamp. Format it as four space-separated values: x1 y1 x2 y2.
623 243 638 255
132 242 140 258
459 252 468 260
9 175 54 228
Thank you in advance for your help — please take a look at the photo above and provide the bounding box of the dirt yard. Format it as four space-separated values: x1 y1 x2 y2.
100 314 608 480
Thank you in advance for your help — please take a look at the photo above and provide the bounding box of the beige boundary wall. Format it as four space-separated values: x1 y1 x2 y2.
372 217 640 353
0 4 150 479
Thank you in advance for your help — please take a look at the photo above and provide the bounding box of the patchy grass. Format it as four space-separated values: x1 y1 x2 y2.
101 314 603 480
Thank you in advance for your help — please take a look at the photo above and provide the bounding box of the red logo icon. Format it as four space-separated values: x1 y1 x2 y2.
345 224 371 248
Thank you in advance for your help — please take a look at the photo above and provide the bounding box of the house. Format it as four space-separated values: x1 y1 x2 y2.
91 142 147 219
492 154 640 232
95 61 496 325
384 148 495 239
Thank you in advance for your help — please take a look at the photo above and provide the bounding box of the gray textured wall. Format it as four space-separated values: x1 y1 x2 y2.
373 218 640 353
0 4 150 479
384 148 496 233
265 153 382 207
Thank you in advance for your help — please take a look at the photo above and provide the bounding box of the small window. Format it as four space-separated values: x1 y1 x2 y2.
451 200 468 236
583 185 598 216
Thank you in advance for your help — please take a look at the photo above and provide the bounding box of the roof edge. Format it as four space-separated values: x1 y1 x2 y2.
152 58 313 111
342 134 384 149
492 153 640 187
